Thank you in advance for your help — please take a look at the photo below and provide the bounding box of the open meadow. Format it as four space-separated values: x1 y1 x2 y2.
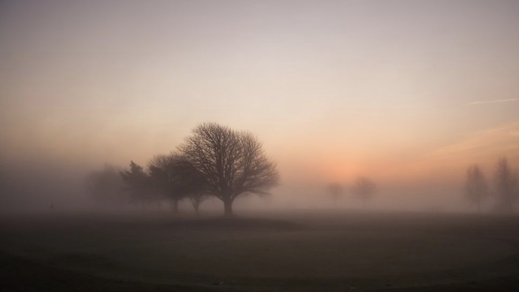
1 210 519 292
2 1 519 291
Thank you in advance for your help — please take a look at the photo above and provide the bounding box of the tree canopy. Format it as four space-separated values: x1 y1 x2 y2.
120 161 151 204
179 122 279 215
148 153 207 212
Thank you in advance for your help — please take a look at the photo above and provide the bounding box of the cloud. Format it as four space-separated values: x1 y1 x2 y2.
467 98 518 105
380 121 519 183
431 121 519 158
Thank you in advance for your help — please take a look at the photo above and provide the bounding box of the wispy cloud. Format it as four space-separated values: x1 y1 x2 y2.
430 121 519 158
468 98 518 105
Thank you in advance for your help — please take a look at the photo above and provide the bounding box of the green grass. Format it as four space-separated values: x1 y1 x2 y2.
1 211 519 291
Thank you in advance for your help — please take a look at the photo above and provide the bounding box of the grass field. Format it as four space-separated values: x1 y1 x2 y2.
1 210 519 291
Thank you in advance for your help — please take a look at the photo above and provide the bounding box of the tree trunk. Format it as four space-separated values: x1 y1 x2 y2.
223 199 233 216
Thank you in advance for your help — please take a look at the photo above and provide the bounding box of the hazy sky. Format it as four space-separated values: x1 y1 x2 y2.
1 0 519 209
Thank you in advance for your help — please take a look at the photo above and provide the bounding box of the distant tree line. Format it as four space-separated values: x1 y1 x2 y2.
326 177 378 208
85 124 518 215
464 157 519 213
86 123 279 216
322 156 519 213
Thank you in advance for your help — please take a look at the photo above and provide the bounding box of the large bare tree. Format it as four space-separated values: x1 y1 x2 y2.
179 123 279 216
351 177 377 208
464 165 488 213
494 157 518 213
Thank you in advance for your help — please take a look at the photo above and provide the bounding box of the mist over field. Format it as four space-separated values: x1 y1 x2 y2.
1 1 519 291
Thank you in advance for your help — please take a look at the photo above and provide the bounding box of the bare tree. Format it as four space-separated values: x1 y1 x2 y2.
149 153 207 213
148 155 170 209
326 182 344 208
351 177 377 208
494 157 519 213
149 154 180 212
169 155 209 214
179 123 279 216
189 193 209 215
464 165 488 213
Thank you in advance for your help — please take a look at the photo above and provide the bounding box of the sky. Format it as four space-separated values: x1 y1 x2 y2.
1 0 519 211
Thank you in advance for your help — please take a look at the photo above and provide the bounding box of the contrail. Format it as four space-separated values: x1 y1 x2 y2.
468 98 518 105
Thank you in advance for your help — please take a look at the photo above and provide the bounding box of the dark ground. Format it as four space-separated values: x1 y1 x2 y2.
1 210 519 292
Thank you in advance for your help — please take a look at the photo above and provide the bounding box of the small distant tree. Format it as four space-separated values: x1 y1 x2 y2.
179 122 279 216
189 193 209 214
494 157 519 213
85 164 125 204
326 182 344 208
351 177 377 208
464 165 488 213
120 161 151 208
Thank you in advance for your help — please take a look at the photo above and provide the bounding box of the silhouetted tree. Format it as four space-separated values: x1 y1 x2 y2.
120 161 151 207
148 155 169 209
85 164 125 204
148 155 180 212
170 154 208 214
464 165 488 213
326 182 344 208
189 193 209 214
179 122 279 216
149 153 208 213
494 157 519 213
351 177 377 208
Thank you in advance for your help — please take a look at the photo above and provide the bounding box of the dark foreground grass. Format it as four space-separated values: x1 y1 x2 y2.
2 251 519 292
0 251 211 292
1 211 519 292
